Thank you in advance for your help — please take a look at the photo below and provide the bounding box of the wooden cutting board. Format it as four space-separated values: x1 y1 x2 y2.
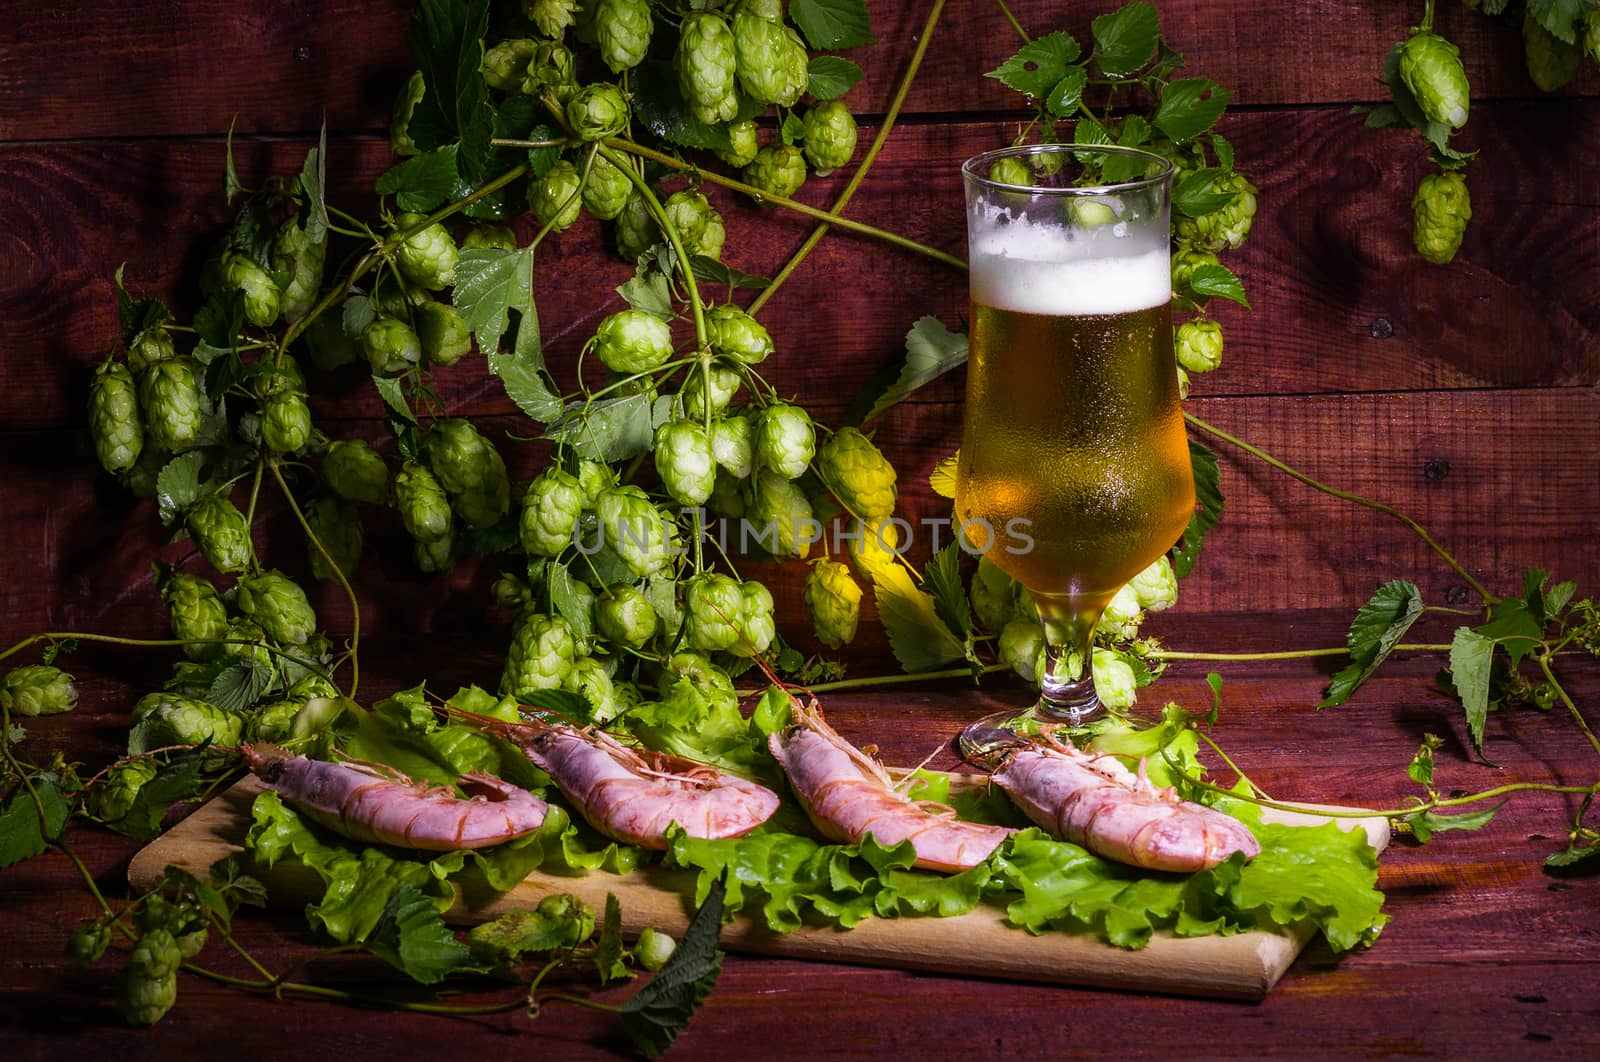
129 776 1389 1002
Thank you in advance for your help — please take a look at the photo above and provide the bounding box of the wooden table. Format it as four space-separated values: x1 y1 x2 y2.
5 609 1597 1059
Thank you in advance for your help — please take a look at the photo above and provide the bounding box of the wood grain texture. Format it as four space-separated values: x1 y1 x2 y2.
2 1 1594 143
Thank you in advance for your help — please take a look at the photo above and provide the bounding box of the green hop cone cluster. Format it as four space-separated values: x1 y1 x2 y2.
1174 171 1258 252
395 459 454 543
756 401 815 478
594 485 671 577
0 664 78 716
185 495 252 574
223 253 281 328
1399 30 1470 130
1099 584 1145 641
137 895 208 960
999 616 1046 683
413 534 454 573
613 191 659 261
390 70 425 155
1130 555 1179 612
593 308 674 373
271 222 326 322
566 83 630 141
528 40 578 101
1175 319 1223 374
683 363 742 419
139 358 203 454
683 572 747 652
393 212 458 290
463 223 517 251
235 570 317 646
1412 169 1471 265
501 612 578 694
595 584 658 648
707 304 773 365
804 559 862 649
718 120 760 169
216 620 274 672
989 156 1033 187
260 391 312 454
160 571 229 660
526 0 579 38
361 316 422 376
135 694 243 768
520 467 585 556
654 420 717 506
732 8 808 107
115 929 181 1026
530 160 584 233
662 189 726 261
744 143 807 201
595 0 653 73
127 326 176 372
1170 245 1221 294
711 414 754 478
801 101 858 175
415 301 473 367
425 418 510 529
677 12 740 125
1091 648 1139 711
732 580 776 657
482 38 537 92
1524 10 1583 92
322 439 389 504
748 469 815 558
817 428 897 522
89 361 144 475
846 517 901 584
581 153 633 221
90 759 159 824
305 496 362 584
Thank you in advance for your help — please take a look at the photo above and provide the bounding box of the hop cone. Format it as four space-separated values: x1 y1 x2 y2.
416 301 472 367
305 496 362 584
816 427 896 522
89 361 144 475
482 39 540 92
1173 171 1258 252
755 401 815 478
969 555 1017 633
683 573 746 652
127 326 176 372
414 532 455 574
566 83 630 141
730 580 775 657
593 309 674 373
654 420 717 506
1399 31 1471 129
564 656 619 721
743 143 807 201
1412 170 1471 265
271 222 326 322
594 485 671 577
530 160 584 232
594 0 653 73
390 70 425 155
1170 244 1221 293
524 40 578 100
1130 555 1178 612
999 617 1045 683
711 414 754 478
683 363 742 419
425 419 511 529
0 665 78 717
595 584 658 647
846 517 901 584
748 469 815 559
1092 648 1139 710
260 391 311 454
1524 11 1582 92
395 459 454 542
525 0 580 38
138 695 243 767
802 101 858 174
216 620 274 672
717 120 760 169
322 439 388 504
581 153 633 221
139 358 203 454
613 191 659 261
989 156 1032 187
160 571 229 660
462 223 518 251
501 613 578 694
805 560 861 649
361 316 422 376
394 212 458 290
185 495 252 574
732 12 807 107
1175 320 1223 373
91 760 159 823
520 467 585 556
574 459 614 504
677 12 739 125
662 189 726 261
706 304 773 365
223 253 281 327
236 570 318 646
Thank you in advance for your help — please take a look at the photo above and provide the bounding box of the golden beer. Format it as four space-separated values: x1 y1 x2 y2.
956 300 1193 605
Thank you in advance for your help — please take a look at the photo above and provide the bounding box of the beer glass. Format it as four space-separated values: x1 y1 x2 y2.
955 144 1193 760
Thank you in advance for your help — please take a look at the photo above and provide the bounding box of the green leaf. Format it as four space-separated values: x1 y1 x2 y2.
1209 133 1235 172
1153 78 1232 143
780 111 807 146
491 288 562 425
858 316 968 426
807 56 865 100
1091 2 1160 77
549 561 594 648
1204 672 1223 726
231 195 278 273
618 268 674 319
1359 103 1407 130
1449 627 1496 750
545 394 657 464
156 451 208 526
194 289 245 352
1171 440 1221 577
1073 118 1112 146
1320 580 1425 708
367 883 477 984
871 563 966 673
453 247 530 357
0 776 69 869
1186 262 1251 309
1173 167 1237 218
1528 0 1590 44
1406 733 1443 787
207 660 274 713
105 751 206 842
929 450 959 500
1478 597 1544 669
1045 67 1090 117
689 255 771 293
1545 842 1600 870
1405 802 1502 845
376 145 462 213
987 32 1082 98
405 0 493 182
619 875 726 1058
297 124 328 245
789 0 874 51
114 264 171 344
592 893 630 984
925 542 973 640
224 116 243 203
632 61 735 152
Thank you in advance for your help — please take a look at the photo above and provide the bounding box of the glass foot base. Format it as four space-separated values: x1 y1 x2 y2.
955 700 1104 769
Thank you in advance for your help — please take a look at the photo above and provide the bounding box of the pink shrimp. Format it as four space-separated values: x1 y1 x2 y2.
242 743 549 852
768 696 1015 873
989 735 1260 873
481 717 780 850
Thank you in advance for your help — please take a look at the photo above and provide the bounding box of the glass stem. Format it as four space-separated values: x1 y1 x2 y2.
1036 599 1104 724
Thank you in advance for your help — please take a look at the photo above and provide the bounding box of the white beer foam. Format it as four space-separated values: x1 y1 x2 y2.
969 210 1170 316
